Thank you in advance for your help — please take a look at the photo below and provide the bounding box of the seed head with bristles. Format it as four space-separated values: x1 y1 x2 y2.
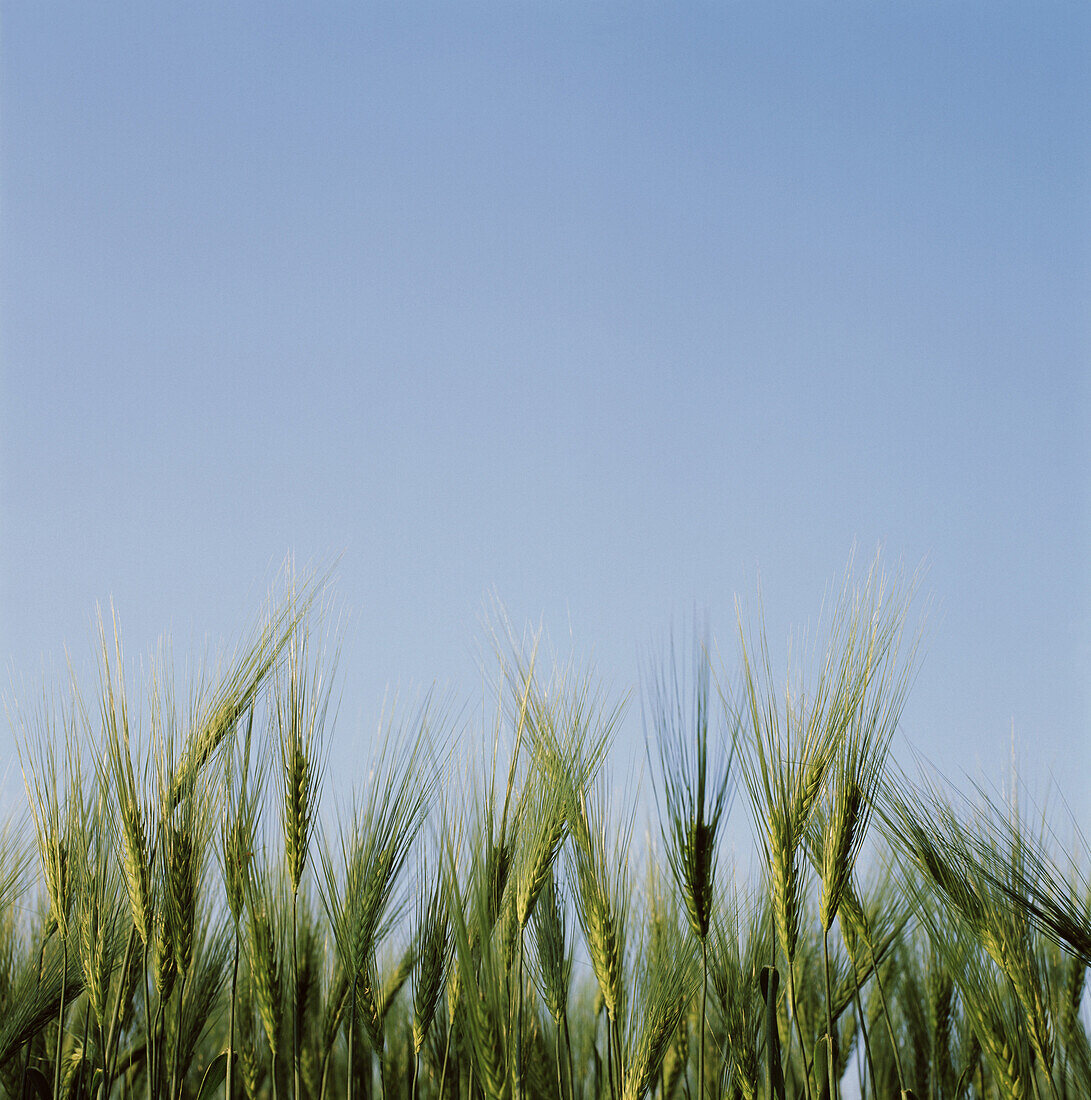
317 701 436 988
246 873 283 1059
74 787 124 1028
623 888 698 1100
532 871 571 1027
734 558 919 962
811 564 917 933
276 627 333 898
413 870 450 1053
567 778 629 1028
94 610 157 947
221 708 264 926
645 632 735 944
169 568 324 806
515 772 567 929
19 703 83 943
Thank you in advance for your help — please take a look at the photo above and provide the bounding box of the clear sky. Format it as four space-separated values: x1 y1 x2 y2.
2 4 1088 828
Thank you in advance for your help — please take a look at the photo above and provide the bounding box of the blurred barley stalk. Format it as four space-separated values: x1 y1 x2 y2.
0 556 1085 1100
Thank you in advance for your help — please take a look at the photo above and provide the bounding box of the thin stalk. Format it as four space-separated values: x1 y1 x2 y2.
172 970 188 1100
319 1042 334 1100
347 975 357 1100
438 1019 453 1100
293 890 300 1100
152 995 165 1100
95 1017 107 1100
53 939 67 1100
604 1008 616 1100
563 1014 575 1100
554 1018 564 1100
516 931 524 1100
788 958 813 1100
143 942 153 1100
20 935 48 1100
822 929 835 1100
227 932 239 1100
79 1001 90 1100
104 924 139 1098
698 937 707 1100
864 936 905 1093
844 946 878 1100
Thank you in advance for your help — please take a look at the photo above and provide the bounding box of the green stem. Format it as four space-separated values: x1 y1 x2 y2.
172 969 188 1100
79 1002 90 1100
863 933 904 1094
373 1045 388 1100
293 890 300 1100
152 995 165 1100
844 944 877 1100
604 1008 616 1100
1032 1071 1045 1100
438 1017 453 1100
319 1042 333 1100
53 939 67 1100
104 924 138 1097
788 956 813 1100
227 932 239 1100
554 1017 564 1100
698 937 707 1100
822 928 836 1100
563 1014 575 1100
516 930 524 1100
347 976 357 1100
143 942 153 1100
20 935 48 1100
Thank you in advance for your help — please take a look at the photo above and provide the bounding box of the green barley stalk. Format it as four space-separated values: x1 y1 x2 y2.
168 567 324 808
412 867 450 1095
736 559 918 1100
837 870 913 1097
622 861 698 1100
94 610 155 950
221 708 264 1100
734 606 840 1100
810 566 917 1100
532 871 573 1100
151 684 214 1100
707 883 772 1100
882 770 1060 1098
246 871 284 1100
645 632 734 1100
442 839 512 1100
19 713 84 1100
317 965 350 1100
120 582 309 1100
91 613 160 1100
567 775 631 1100
72 783 126 1098
512 763 567 1100
275 626 334 1100
317 703 436 1100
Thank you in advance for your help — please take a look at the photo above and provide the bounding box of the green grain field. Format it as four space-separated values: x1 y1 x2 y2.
1 566 1086 1100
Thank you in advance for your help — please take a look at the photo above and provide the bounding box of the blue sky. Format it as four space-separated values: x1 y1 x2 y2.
2 4 1088 825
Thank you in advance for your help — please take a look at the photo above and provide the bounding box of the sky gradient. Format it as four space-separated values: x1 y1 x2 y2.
2 4 1089 825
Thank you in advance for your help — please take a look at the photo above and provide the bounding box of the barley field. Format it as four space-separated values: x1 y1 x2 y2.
0 570 1086 1100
